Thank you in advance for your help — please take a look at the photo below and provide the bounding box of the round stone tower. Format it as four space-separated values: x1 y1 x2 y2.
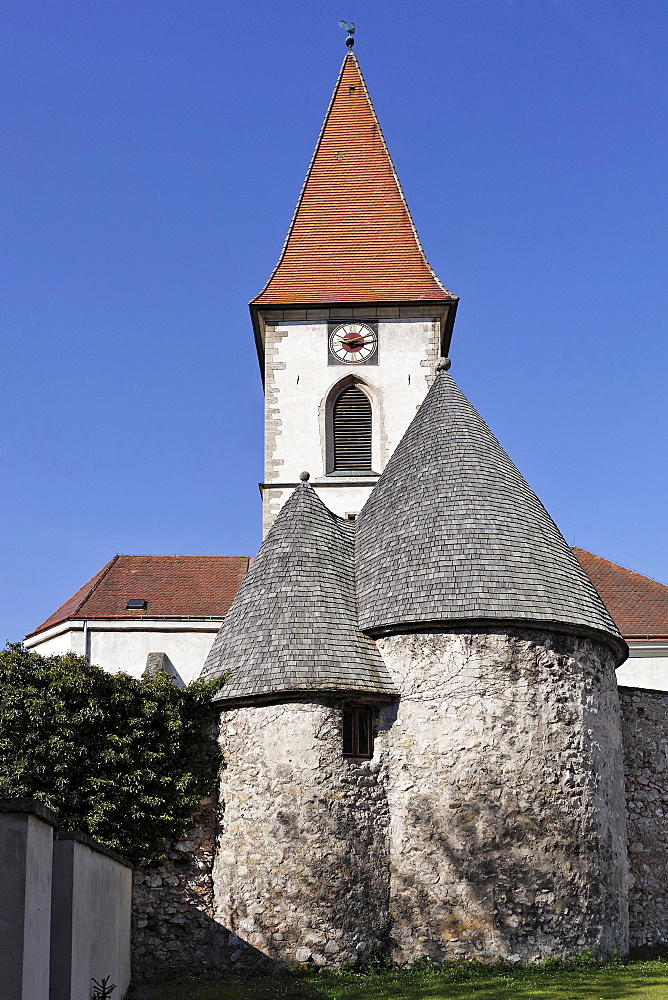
356 368 629 963
201 483 398 968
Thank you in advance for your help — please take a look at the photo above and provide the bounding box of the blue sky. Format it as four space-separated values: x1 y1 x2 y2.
2 0 667 644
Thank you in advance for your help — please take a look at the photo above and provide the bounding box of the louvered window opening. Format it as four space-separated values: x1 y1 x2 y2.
333 385 372 472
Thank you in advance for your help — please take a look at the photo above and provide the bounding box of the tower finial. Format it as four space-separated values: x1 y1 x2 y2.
338 20 355 48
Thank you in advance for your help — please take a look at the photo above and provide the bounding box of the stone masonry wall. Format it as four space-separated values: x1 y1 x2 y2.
133 631 635 976
376 628 628 963
619 686 668 949
132 798 230 980
213 699 391 968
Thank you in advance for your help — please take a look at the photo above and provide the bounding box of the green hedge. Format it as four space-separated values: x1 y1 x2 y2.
0 644 221 865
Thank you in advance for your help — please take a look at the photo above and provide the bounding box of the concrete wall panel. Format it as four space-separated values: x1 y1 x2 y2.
51 834 132 1000
0 803 56 1000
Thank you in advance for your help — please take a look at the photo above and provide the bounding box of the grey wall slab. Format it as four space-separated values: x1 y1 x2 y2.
0 800 58 1000
50 833 132 1000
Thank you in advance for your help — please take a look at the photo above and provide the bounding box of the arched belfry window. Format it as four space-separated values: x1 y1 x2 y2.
332 383 372 474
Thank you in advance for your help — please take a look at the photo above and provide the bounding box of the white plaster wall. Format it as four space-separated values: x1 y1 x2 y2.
88 629 217 684
51 839 132 1000
264 316 440 530
616 643 668 692
26 622 221 685
262 485 375 526
25 629 85 657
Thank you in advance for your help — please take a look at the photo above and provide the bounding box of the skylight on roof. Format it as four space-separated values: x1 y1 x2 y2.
126 599 147 611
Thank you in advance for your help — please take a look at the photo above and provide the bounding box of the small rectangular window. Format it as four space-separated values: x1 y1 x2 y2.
342 706 373 759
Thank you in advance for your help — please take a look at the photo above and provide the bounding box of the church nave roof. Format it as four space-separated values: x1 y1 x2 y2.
26 555 251 636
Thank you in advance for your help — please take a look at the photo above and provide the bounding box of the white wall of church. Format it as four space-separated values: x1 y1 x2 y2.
26 627 82 657
25 619 221 685
616 642 668 692
262 312 441 533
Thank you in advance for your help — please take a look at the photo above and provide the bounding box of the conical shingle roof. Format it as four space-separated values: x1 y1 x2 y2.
202 483 397 702
356 372 627 663
251 53 455 307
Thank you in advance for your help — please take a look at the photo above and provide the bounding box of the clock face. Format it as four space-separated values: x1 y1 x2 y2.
329 322 378 364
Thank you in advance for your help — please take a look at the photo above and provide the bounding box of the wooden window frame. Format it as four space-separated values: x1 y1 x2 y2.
342 705 373 759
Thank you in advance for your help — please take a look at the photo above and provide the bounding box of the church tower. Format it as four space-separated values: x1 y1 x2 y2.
251 51 458 534
202 41 629 969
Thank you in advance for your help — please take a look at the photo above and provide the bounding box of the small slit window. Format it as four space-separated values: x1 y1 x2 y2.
332 384 372 473
343 706 373 758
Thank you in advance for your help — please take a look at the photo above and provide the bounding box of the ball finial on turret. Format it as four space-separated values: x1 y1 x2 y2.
436 357 452 373
299 471 310 482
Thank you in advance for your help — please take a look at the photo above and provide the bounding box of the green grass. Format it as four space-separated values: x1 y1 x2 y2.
126 959 668 1000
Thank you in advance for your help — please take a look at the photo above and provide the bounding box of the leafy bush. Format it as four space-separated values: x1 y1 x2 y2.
0 643 221 865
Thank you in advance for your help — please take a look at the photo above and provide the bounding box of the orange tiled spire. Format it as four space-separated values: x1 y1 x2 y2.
252 53 455 307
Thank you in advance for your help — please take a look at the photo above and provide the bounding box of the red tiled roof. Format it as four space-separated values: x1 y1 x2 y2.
252 53 455 307
574 548 668 638
33 547 668 645
27 555 251 637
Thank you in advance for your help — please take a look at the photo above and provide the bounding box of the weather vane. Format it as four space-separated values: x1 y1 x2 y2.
339 21 355 48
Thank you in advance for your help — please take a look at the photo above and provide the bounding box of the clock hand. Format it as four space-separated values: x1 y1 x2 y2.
340 335 373 345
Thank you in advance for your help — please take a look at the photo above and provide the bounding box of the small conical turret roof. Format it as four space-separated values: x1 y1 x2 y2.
252 52 455 307
356 371 627 663
202 482 397 702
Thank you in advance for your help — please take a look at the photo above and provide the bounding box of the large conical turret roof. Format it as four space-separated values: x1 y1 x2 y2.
202 482 397 702
356 371 627 663
251 52 455 308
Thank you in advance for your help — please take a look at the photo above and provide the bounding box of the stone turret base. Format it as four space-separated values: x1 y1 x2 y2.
213 699 391 968
377 628 628 963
